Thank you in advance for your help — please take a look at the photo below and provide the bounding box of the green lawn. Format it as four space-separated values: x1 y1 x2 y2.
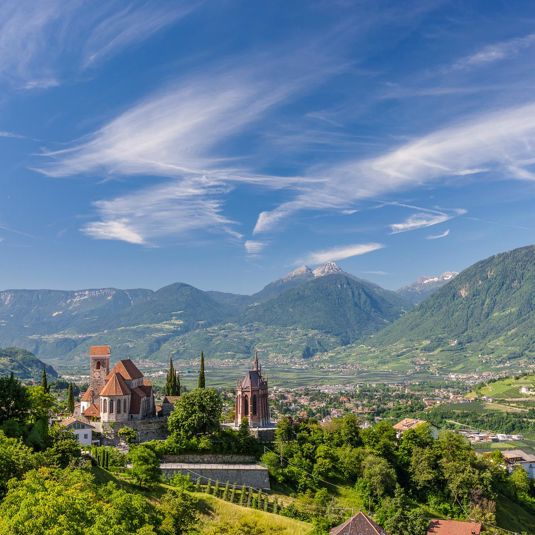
496 493 535 534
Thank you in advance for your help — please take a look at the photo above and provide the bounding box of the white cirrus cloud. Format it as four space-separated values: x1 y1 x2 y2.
254 101 535 234
244 240 266 255
37 46 341 245
451 33 535 71
0 1 198 88
390 209 465 234
426 229 450 240
298 242 384 265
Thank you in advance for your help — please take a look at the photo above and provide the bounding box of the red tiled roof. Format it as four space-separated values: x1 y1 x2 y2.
90 345 111 357
129 386 146 414
163 395 180 404
81 387 94 402
107 359 143 381
83 403 100 418
100 372 131 396
427 520 482 535
393 418 426 431
330 512 386 535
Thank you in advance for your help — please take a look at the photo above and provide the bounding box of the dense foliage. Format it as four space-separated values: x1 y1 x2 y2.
262 415 534 533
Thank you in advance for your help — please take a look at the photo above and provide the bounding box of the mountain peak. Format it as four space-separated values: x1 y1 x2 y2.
313 262 343 278
282 265 313 282
417 271 459 285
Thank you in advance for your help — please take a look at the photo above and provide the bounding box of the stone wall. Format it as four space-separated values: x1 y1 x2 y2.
161 463 270 490
162 454 256 464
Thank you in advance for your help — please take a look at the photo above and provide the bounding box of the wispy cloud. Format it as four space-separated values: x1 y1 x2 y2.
298 242 383 265
0 130 24 139
0 1 197 88
82 179 240 246
426 229 450 240
451 33 535 71
244 240 265 255
254 101 535 234
38 46 341 244
390 208 465 234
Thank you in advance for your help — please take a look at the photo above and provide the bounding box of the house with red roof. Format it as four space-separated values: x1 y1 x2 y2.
79 346 155 424
427 519 482 535
330 512 387 535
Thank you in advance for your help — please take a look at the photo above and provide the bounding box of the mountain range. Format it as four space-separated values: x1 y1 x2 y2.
0 262 408 366
1 245 534 375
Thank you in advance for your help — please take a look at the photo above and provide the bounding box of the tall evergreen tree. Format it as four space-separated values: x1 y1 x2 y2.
41 367 49 393
165 357 181 396
67 383 75 413
165 356 175 396
174 369 181 396
198 352 205 389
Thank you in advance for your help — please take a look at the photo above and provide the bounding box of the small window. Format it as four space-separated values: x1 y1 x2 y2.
96 361 101 370
252 395 257 416
109 399 114 413
243 395 249 416
117 399 121 414
83 434 88 439
103 399 108 413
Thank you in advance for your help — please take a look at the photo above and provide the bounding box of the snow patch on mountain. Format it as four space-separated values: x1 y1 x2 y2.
312 262 343 277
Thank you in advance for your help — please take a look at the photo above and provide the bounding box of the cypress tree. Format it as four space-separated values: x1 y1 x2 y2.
223 481 230 501
198 352 206 389
230 483 236 503
214 480 220 497
41 366 49 393
239 484 245 506
174 369 181 396
67 383 75 413
165 356 174 396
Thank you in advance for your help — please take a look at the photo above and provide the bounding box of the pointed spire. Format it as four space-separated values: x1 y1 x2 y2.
253 351 260 372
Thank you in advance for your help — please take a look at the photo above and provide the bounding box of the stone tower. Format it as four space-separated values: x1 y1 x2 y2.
235 352 270 428
89 345 110 397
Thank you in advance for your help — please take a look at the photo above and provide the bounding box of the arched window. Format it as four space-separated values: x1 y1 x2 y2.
96 361 101 370
109 399 114 413
243 395 249 416
117 399 121 414
252 394 257 416
103 398 108 413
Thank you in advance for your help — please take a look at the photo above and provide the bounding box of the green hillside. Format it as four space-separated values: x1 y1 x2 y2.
0 347 58 380
371 245 535 366
241 273 407 344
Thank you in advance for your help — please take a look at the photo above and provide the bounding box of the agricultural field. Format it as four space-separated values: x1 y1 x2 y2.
469 374 535 400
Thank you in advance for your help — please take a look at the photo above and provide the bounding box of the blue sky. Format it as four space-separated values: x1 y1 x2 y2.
1 0 535 294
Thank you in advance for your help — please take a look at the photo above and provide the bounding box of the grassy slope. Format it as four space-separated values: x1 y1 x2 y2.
91 468 312 534
496 493 535 533
469 374 535 399
195 493 312 534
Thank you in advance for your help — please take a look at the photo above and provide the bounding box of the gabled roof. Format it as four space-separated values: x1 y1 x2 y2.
61 416 94 429
163 395 180 404
83 403 100 418
101 372 131 396
427 520 482 535
239 370 266 390
81 387 94 402
90 345 111 357
330 512 386 535
107 359 143 381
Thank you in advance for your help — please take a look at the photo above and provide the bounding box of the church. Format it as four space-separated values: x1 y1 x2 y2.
235 352 271 428
80 345 155 423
